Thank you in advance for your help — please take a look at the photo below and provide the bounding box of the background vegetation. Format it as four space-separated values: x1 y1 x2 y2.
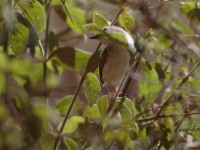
0 0 200 149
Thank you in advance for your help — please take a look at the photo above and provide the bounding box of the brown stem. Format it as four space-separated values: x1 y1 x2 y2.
53 73 87 150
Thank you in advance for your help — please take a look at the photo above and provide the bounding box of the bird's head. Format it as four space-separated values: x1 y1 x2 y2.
89 26 136 53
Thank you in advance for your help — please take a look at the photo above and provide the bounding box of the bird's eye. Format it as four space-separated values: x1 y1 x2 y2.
102 27 108 32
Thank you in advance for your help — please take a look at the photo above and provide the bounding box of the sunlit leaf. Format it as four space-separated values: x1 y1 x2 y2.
66 7 86 33
84 104 101 119
18 0 46 32
84 23 101 34
122 98 135 116
93 13 109 29
108 32 129 47
119 12 135 32
9 22 29 56
97 95 108 116
140 65 161 105
56 95 83 116
116 98 135 121
62 116 85 134
180 2 195 14
84 73 100 107
41 132 55 150
64 137 79 150
171 19 193 34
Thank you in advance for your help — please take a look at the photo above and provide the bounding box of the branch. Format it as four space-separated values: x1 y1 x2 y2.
136 112 200 123
54 6 128 149
155 62 200 117
53 73 87 150
60 0 75 25
43 3 51 99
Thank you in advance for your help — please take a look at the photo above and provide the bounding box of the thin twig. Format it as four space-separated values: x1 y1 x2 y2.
136 112 200 123
60 0 75 25
43 3 51 99
53 73 87 150
155 62 200 117
53 5 128 149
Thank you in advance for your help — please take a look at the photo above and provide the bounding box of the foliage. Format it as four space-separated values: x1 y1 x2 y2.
0 0 200 149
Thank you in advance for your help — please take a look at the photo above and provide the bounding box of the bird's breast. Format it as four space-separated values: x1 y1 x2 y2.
102 47 130 88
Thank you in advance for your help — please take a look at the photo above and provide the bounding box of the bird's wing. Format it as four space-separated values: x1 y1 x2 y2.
99 47 109 85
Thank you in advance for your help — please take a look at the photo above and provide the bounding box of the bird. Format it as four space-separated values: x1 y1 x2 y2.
90 26 136 102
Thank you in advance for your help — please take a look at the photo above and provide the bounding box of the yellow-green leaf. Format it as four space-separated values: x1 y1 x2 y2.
93 13 109 29
84 73 100 107
119 12 134 32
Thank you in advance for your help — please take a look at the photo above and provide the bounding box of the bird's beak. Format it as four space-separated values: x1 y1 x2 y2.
89 35 99 39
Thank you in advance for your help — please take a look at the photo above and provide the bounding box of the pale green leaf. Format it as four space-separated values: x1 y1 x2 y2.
64 137 78 150
18 0 46 32
108 32 129 46
84 23 101 34
97 95 108 116
9 22 29 56
56 95 83 116
84 104 101 119
119 12 135 32
180 2 195 14
139 66 161 105
62 116 85 134
66 7 86 33
93 13 109 29
84 73 100 107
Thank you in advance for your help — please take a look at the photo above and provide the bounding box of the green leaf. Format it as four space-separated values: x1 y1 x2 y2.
41 132 55 150
119 12 135 32
84 104 101 119
122 98 135 116
139 65 161 105
64 137 79 150
48 47 92 71
18 0 46 32
9 22 29 56
56 95 83 116
116 98 135 121
66 7 86 33
84 73 100 107
93 13 109 29
180 2 195 14
108 32 129 47
171 19 193 34
97 95 108 116
84 23 101 34
62 116 85 134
